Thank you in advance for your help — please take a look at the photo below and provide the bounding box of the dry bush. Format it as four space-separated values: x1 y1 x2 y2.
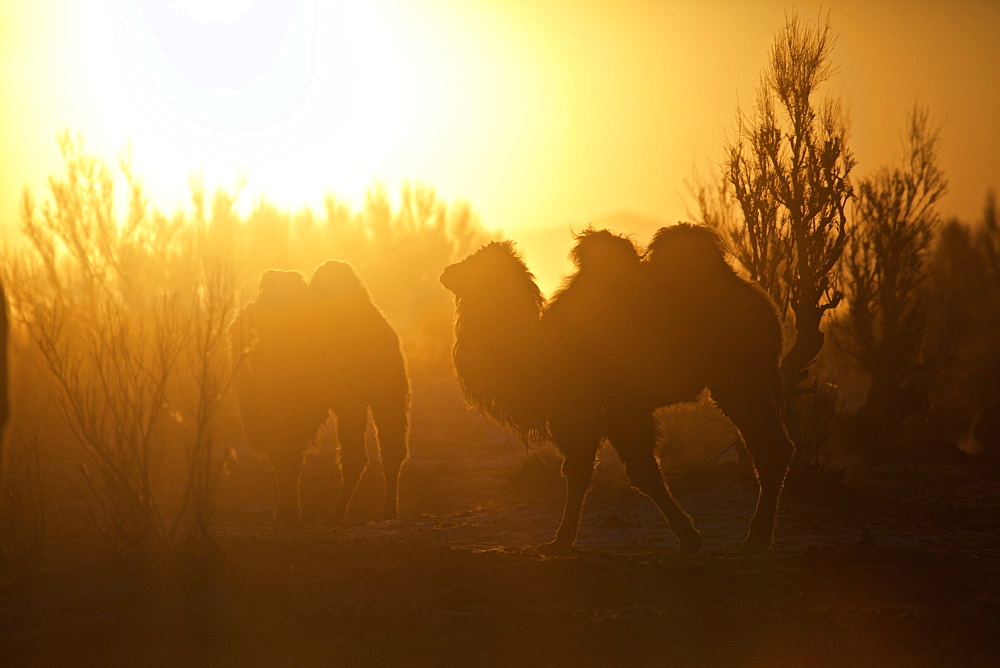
690 12 854 459
173 263 241 544
977 190 1000 303
2 133 494 560
724 11 854 396
838 103 949 440
919 203 1000 446
7 133 238 553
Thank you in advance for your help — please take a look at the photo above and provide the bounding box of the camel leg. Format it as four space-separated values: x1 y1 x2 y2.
537 414 601 555
328 406 369 526
607 410 702 554
269 447 304 530
717 393 794 555
371 398 408 521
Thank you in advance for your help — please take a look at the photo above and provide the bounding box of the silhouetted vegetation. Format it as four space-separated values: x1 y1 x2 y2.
8 133 240 552
725 12 854 395
689 12 1000 469
838 103 949 444
0 132 493 563
923 199 1000 449
690 12 854 470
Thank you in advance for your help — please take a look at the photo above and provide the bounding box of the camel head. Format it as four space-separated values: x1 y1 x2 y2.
232 269 310 356
441 241 544 312
441 240 548 443
646 222 731 281
255 270 309 325
569 228 641 278
308 260 370 306
256 269 309 309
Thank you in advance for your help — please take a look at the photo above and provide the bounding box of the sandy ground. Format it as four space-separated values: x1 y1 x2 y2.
3 376 1000 665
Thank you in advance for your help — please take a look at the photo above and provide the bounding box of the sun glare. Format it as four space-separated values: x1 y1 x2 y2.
120 0 317 133
0 0 551 231
71 0 544 217
168 0 255 24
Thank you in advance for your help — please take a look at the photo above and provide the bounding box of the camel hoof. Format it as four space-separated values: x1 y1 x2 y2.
535 540 579 557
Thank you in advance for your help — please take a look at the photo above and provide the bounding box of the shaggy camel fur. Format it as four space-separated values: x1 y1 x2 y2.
231 261 409 527
441 224 793 554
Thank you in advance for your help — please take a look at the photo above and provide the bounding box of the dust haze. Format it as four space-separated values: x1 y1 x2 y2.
2 6 1000 666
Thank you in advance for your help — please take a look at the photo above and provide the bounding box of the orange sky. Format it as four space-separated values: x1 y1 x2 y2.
1 0 998 286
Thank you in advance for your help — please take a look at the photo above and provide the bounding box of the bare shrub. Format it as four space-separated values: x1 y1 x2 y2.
656 395 741 471
838 103 949 440
978 190 1000 301
5 131 494 558
726 12 854 396
689 13 854 460
173 262 241 544
9 135 238 553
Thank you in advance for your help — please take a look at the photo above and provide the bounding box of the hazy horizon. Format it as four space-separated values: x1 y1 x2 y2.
2 0 998 278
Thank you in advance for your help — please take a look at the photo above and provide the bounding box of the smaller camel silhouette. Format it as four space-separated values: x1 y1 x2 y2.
230 261 409 528
442 224 793 554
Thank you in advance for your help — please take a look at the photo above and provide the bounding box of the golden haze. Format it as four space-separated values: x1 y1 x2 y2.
0 0 998 290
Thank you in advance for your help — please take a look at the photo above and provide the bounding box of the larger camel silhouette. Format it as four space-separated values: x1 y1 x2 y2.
441 224 793 554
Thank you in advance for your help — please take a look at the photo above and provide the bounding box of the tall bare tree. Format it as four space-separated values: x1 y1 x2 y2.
725 12 855 400
727 12 855 390
687 13 854 471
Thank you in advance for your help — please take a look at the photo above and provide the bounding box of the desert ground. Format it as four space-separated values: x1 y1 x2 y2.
2 372 999 666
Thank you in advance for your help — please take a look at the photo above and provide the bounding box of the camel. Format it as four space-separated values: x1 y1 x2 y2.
441 224 793 555
230 261 409 528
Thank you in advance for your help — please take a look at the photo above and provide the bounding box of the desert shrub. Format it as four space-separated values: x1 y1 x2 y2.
690 12 854 457
977 190 1000 305
2 133 494 559
837 103 949 441
7 133 239 552
921 208 1000 444
723 11 854 396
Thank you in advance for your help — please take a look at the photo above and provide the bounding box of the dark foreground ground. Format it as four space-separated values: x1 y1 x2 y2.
3 460 1000 666
2 378 1000 665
